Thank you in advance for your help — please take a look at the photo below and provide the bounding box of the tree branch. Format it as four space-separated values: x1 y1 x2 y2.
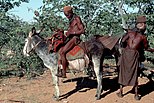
118 0 128 29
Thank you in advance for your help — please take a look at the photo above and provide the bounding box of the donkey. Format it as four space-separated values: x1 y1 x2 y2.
23 29 120 100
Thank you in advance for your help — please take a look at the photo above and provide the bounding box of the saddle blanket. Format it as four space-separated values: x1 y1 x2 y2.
98 35 120 50
66 46 84 60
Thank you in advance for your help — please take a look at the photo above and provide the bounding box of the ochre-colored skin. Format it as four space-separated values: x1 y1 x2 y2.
117 29 154 100
118 16 154 100
122 30 148 51
57 10 85 78
136 22 146 35
122 29 154 53
136 23 146 30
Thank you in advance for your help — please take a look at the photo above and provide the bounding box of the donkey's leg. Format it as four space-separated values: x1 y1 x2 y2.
45 64 60 101
92 56 102 100
51 68 60 101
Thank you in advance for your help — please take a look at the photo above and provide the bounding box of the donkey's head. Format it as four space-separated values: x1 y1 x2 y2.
23 28 43 56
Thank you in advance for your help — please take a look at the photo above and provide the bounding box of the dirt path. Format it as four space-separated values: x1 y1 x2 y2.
0 70 153 103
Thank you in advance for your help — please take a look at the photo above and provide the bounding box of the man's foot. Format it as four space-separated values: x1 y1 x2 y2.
116 92 123 98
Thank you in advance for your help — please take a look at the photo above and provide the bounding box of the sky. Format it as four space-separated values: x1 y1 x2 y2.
9 1 139 23
10 0 43 22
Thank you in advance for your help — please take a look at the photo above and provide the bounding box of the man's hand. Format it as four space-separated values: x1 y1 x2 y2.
66 31 70 37
66 31 76 37
146 48 154 53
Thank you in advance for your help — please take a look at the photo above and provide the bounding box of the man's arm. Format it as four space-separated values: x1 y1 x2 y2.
143 36 154 52
75 16 85 35
122 34 129 42
120 34 129 48
66 16 85 37
146 48 154 52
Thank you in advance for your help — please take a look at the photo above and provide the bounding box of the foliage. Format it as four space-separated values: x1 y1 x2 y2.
38 0 125 38
0 0 154 78
35 1 154 62
0 0 29 12
0 0 45 78
0 13 45 78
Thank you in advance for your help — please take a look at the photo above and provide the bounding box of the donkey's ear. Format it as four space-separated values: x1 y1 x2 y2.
31 27 36 33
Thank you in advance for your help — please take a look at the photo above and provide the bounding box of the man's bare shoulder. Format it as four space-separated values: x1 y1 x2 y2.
137 32 147 40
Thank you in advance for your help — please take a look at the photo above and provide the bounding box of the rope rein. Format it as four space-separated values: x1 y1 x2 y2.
26 37 42 54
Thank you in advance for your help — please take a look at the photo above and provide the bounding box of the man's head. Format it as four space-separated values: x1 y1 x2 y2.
63 6 74 19
136 16 146 32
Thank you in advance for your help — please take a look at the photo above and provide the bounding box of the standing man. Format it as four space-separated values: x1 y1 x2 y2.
56 6 85 78
117 28 154 100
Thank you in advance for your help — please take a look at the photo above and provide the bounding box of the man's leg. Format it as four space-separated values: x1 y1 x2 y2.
57 37 77 78
78 42 87 54
117 84 123 98
134 81 141 100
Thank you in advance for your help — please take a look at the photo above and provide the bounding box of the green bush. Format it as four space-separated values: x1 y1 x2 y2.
0 13 45 78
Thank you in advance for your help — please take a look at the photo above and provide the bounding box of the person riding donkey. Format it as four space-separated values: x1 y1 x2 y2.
56 6 85 78
117 16 154 100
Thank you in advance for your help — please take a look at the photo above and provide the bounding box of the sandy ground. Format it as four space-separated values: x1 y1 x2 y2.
0 69 153 103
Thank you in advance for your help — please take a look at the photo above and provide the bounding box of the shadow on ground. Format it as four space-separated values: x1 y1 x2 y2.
59 76 120 100
139 80 154 98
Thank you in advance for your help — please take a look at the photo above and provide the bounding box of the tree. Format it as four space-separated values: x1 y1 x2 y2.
0 0 45 78
1 0 154 78
0 0 29 12
37 0 154 61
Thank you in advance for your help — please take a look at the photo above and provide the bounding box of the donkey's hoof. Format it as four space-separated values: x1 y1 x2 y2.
96 97 101 100
95 94 100 100
52 95 60 101
116 92 123 98
96 95 101 100
134 95 141 101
